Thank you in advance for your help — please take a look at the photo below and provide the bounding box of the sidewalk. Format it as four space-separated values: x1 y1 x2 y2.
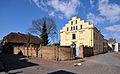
29 53 106 66
28 57 85 66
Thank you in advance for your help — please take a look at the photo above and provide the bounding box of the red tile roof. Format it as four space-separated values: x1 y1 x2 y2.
108 38 116 44
3 32 41 44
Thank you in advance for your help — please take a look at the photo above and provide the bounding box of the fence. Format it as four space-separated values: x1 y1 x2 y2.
13 45 76 61
79 45 93 58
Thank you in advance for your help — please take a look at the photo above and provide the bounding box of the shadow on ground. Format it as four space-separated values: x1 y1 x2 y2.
47 70 76 74
0 53 38 73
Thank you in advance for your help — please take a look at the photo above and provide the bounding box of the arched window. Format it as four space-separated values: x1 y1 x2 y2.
67 27 69 31
72 34 76 39
71 21 73 25
71 27 72 30
73 26 75 30
76 26 78 30
80 25 82 29
76 20 77 24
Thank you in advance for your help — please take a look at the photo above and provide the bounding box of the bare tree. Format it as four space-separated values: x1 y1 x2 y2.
28 17 57 44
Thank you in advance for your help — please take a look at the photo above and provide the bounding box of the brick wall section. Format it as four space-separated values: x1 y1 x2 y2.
58 46 76 60
79 45 93 58
83 46 93 57
79 45 84 58
13 45 74 61
13 45 38 57
38 46 56 60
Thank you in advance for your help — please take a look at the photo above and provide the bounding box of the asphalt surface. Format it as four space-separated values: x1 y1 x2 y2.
0 53 120 74
88 53 120 67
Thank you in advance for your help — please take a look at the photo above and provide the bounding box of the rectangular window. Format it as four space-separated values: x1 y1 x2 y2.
71 27 72 30
67 27 69 31
76 26 77 30
73 26 75 30
72 34 76 39
76 20 77 24
71 21 73 25
80 25 82 29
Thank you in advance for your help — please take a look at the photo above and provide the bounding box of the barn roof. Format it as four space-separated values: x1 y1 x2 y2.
3 32 41 44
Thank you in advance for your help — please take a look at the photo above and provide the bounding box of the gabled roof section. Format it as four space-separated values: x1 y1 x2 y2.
3 32 41 44
60 16 94 32
108 38 116 44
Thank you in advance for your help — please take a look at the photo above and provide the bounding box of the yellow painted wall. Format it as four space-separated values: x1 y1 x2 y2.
60 16 104 55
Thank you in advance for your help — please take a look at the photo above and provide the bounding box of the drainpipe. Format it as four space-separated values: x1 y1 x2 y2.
91 29 92 46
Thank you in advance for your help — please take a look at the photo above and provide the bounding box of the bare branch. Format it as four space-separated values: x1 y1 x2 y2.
28 17 58 42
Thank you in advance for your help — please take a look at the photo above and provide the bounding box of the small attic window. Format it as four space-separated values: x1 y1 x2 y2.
71 21 73 25
76 26 78 30
76 20 77 24
73 26 75 30
80 25 82 29
71 27 72 30
67 27 69 31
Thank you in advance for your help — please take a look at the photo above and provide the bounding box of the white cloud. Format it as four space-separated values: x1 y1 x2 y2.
98 0 120 23
90 0 94 8
87 12 105 25
58 15 64 19
105 25 120 31
111 33 120 40
32 0 48 11
33 0 42 8
47 0 80 19
104 24 120 42
32 0 80 19
49 11 55 16
87 0 120 25
87 12 95 24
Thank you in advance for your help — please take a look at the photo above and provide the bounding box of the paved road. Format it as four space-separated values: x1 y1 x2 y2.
0 53 120 74
88 53 120 67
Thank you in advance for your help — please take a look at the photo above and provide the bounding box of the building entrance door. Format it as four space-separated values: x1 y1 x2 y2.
76 47 79 56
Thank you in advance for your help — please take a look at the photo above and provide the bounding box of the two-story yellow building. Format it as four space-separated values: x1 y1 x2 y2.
60 16 104 55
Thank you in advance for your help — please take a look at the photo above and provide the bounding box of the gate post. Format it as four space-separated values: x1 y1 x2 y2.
55 46 58 61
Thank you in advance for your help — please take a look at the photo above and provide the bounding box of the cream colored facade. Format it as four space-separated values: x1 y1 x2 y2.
60 16 104 55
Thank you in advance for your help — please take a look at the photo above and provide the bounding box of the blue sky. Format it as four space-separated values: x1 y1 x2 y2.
0 0 120 42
